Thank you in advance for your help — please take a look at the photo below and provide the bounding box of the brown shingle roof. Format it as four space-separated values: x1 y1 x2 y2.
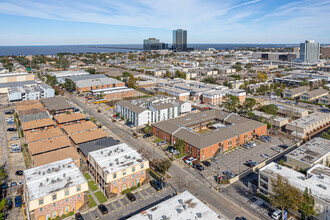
21 118 55 131
54 113 86 124
62 121 98 134
41 97 74 111
28 136 71 155
32 147 80 167
17 107 47 117
69 129 107 145
25 127 64 143
16 102 44 112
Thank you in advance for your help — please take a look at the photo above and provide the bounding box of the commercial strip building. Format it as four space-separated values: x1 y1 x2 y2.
285 112 330 139
0 72 35 93
157 86 190 101
152 109 267 160
252 110 290 128
259 162 329 220
286 137 330 171
128 191 222 220
115 95 192 126
8 84 55 102
24 158 88 220
90 86 135 100
50 70 89 78
75 77 125 92
88 143 149 196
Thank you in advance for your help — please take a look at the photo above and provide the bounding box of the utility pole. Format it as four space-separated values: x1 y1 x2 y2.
216 165 220 192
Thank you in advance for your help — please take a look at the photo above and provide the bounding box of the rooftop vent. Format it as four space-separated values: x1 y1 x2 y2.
109 163 113 167
101 151 103 154
161 215 167 220
182 204 186 209
298 176 305 180
58 165 61 168
68 177 71 181
178 199 183 204
115 158 118 161
276 165 282 170
63 174 66 178
38 171 41 175
57 178 60 182
52 167 54 171
196 213 202 218
176 208 183 213
51 179 56 184
47 168 51 172
62 164 65 168
39 182 43 187
147 214 153 220
317 184 327 190
43 172 45 175
46 178 49 182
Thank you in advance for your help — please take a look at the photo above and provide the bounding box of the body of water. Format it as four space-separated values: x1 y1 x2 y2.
0 44 299 56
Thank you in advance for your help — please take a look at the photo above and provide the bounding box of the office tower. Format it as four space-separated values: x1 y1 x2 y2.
143 38 168 51
300 40 320 63
172 29 187 52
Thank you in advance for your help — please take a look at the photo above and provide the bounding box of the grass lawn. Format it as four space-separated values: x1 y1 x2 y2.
87 195 97 208
94 191 107 203
175 152 187 159
153 137 163 143
83 172 92 180
88 180 99 191
197 129 211 134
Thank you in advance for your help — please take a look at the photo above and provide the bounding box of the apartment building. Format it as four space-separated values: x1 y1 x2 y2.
91 86 135 100
317 94 330 105
16 100 48 117
54 113 86 127
8 84 55 102
115 96 191 126
286 137 330 171
282 86 310 99
24 158 88 220
25 127 64 143
153 109 267 160
69 129 108 146
21 118 56 134
285 112 330 138
128 191 221 220
88 143 149 197
157 86 190 101
259 162 329 220
252 110 289 128
62 121 98 135
41 97 74 115
300 88 328 102
270 102 309 118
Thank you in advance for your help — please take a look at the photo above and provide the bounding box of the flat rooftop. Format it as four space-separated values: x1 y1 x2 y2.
19 112 50 123
270 102 309 114
128 191 222 220
25 127 64 143
286 112 329 128
24 158 87 201
286 138 330 165
89 143 147 175
260 162 330 203
54 112 86 124
78 137 119 157
62 121 98 134
41 97 74 112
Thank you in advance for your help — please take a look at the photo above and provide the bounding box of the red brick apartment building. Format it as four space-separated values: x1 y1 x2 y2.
152 109 267 160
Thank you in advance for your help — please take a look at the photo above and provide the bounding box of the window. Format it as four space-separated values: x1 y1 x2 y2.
53 203 56 207
78 194 80 198
52 211 57 218
65 190 69 196
123 178 126 181
132 166 135 172
123 185 126 190
52 194 57 201
113 173 117 179
39 198 44 205
132 174 135 177
141 171 143 174
140 163 144 169
40 208 43 212
132 181 135 187
65 206 70 213
66 199 68 202
123 170 126 175
76 185 81 192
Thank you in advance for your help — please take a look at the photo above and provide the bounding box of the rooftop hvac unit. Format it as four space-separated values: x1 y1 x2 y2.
176 208 183 213
196 213 202 218
39 182 43 187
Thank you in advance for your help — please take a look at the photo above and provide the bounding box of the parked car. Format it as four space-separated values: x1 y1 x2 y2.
143 134 152 138
126 192 136 202
271 210 282 220
261 154 270 159
166 146 178 154
6 196 12 208
194 163 204 171
75 213 84 220
98 204 108 214
10 182 17 187
279 144 288 149
271 146 283 152
15 170 23 176
73 108 80 112
150 180 162 191
10 137 19 141
7 121 14 125
244 160 258 167
248 141 256 147
10 144 20 149
222 171 235 178
10 147 22 153
2 182 8 189
265 135 271 141
15 196 22 207
201 161 211 167
7 128 17 132
5 110 14 114
157 141 167 146
18 180 23 185
184 157 196 164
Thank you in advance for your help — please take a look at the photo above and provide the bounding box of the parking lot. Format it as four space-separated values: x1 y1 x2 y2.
180 134 294 189
82 185 176 220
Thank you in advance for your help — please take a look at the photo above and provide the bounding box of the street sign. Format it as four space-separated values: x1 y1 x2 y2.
283 211 288 220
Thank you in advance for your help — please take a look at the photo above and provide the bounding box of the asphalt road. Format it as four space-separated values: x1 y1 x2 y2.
66 94 262 220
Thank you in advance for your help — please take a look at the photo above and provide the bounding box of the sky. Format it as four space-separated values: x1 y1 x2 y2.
0 0 329 45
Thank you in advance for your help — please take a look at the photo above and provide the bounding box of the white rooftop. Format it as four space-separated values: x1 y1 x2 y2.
260 162 330 203
287 112 329 128
127 191 223 220
24 158 87 201
50 70 89 77
89 143 147 175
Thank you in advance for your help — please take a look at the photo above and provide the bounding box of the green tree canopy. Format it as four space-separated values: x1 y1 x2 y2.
122 71 131 78
174 70 186 79
86 68 96 74
63 78 76 92
224 95 240 112
202 77 217 84
300 188 316 219
157 159 172 174
262 104 279 115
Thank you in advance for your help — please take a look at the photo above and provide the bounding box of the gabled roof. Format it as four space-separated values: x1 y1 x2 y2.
62 121 97 134
69 129 108 145
32 147 80 167
28 136 71 155
21 118 55 131
54 112 86 124
25 127 64 143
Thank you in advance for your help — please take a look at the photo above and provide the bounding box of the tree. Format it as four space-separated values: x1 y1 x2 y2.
244 63 253 69
320 130 330 140
175 139 185 154
98 92 105 100
242 98 256 113
128 75 137 88
63 78 76 92
300 188 316 219
122 71 131 78
174 70 186 79
257 72 268 82
0 168 7 182
157 159 172 174
46 75 58 86
299 81 309 86
275 88 283 97
262 104 278 115
86 68 96 74
270 174 302 220
164 71 171 78
202 77 217 84
143 124 152 134
224 95 240 112
232 64 242 72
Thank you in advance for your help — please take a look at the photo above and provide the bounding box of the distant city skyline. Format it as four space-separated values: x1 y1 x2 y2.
0 0 329 46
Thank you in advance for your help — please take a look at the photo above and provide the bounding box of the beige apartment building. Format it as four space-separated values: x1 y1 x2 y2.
88 143 149 197
300 88 329 102
24 158 88 220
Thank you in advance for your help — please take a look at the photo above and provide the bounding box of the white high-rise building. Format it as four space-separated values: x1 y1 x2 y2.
300 40 320 63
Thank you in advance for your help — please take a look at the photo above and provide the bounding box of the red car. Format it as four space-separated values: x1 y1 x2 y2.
113 115 117 118
201 102 205 104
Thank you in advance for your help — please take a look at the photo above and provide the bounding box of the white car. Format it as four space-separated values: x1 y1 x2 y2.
10 144 19 149
248 141 256 147
10 137 19 141
271 146 283 152
261 153 270 159
271 210 282 220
